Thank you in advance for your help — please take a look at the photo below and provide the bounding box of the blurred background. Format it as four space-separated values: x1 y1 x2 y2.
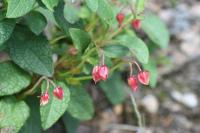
43 0 200 133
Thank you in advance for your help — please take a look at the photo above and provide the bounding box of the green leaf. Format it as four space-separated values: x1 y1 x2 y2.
0 97 30 133
103 44 129 58
24 11 47 35
64 4 79 24
62 112 79 133
0 10 6 21
97 0 114 25
54 1 73 36
67 86 94 120
143 59 158 88
0 19 15 46
136 0 146 14
8 26 54 77
6 0 36 18
0 61 31 96
85 0 98 12
100 73 127 105
40 81 70 130
41 0 59 11
117 35 149 64
142 14 170 48
19 96 42 133
69 28 91 54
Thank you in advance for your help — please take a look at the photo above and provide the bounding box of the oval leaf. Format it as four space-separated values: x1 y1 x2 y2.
0 97 30 133
6 0 36 18
117 35 149 64
0 61 31 96
67 86 94 120
103 44 129 58
69 28 91 54
85 0 98 12
24 11 47 35
142 14 170 48
8 26 54 77
40 81 70 130
0 19 15 46
41 0 59 11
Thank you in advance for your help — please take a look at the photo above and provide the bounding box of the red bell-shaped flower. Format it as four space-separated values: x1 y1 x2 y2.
138 71 150 85
98 65 109 81
128 76 138 91
40 91 49 106
53 87 64 100
116 12 125 26
131 19 141 30
92 66 101 83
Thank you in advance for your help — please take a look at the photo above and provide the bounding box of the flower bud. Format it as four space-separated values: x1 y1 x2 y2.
98 65 109 81
116 12 125 26
53 87 64 100
138 71 150 85
128 76 138 91
40 92 49 106
131 19 141 30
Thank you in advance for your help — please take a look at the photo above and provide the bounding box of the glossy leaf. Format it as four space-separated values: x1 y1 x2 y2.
0 97 30 133
69 28 91 54
142 14 170 48
97 0 114 25
0 61 31 96
64 4 79 24
24 11 47 35
85 0 98 12
100 73 127 105
6 0 36 18
41 0 59 11
67 86 94 120
0 19 15 46
103 44 129 58
8 26 54 77
117 35 149 64
40 81 70 130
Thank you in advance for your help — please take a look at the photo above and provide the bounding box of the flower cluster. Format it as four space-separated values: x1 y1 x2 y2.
128 70 150 91
40 86 64 106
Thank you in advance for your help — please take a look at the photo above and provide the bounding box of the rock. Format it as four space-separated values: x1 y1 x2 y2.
181 93 198 108
52 54 58 63
171 91 198 108
141 95 159 114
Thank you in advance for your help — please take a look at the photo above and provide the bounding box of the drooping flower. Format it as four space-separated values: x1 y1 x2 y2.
128 76 138 91
40 91 49 106
92 65 109 83
131 19 141 30
53 87 64 100
138 71 150 85
116 12 125 26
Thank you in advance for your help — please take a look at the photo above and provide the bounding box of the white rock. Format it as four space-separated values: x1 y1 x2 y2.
141 95 159 114
171 91 198 108
181 93 198 108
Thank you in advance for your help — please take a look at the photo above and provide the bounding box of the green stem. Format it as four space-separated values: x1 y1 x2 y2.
130 92 143 131
67 76 92 81
50 35 67 45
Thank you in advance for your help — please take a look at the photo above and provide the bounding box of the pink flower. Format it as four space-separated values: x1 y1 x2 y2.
40 91 49 106
131 19 141 30
128 76 138 91
116 12 125 26
92 65 109 83
138 71 150 85
53 87 64 100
